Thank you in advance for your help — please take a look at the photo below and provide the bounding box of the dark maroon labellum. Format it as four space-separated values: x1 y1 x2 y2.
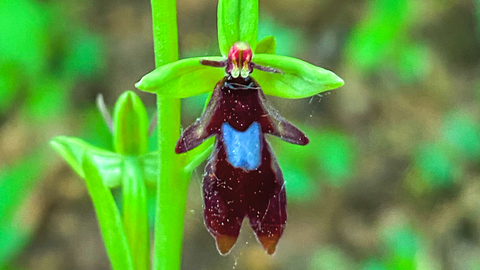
175 42 308 255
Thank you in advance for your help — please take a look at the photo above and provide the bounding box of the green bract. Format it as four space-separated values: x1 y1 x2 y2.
136 0 344 99
113 91 149 156
218 0 258 56
50 91 154 270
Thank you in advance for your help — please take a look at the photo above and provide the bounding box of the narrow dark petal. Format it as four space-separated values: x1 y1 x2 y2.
246 138 286 255
175 80 224 153
257 87 309 145
203 141 247 255
200 59 228 68
251 62 284 74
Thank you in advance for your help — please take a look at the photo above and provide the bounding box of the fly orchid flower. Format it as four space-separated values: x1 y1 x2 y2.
135 0 344 256
175 41 309 254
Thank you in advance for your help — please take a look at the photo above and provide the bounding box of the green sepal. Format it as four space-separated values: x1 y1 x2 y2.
50 136 123 188
218 0 258 56
135 57 224 98
137 53 344 99
255 36 276 54
252 54 344 99
81 153 134 270
113 91 149 156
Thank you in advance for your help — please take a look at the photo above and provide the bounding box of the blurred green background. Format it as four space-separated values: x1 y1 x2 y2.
1 0 480 269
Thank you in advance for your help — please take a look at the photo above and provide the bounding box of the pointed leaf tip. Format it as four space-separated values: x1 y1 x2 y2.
252 54 344 99
113 91 149 156
255 36 276 54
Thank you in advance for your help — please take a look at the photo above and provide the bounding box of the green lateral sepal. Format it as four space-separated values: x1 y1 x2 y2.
252 54 344 99
135 57 224 98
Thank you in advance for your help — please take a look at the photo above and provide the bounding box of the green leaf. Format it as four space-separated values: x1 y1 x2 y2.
50 136 122 188
253 54 344 98
113 91 149 156
135 57 224 98
217 0 258 56
82 153 134 270
122 157 149 270
255 36 276 54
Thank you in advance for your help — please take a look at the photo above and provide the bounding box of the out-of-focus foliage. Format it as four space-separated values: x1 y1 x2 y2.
0 153 44 267
345 0 430 83
273 127 355 202
0 0 107 269
2 0 480 269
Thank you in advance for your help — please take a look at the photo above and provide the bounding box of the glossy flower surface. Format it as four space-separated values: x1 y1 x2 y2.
175 42 309 255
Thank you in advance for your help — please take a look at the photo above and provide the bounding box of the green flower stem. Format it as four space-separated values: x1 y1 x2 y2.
122 157 149 270
150 0 189 270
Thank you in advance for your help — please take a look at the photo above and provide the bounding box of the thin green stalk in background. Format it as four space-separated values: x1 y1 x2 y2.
150 0 189 269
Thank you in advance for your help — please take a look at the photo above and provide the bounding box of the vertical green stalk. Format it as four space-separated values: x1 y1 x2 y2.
122 157 149 270
150 0 189 269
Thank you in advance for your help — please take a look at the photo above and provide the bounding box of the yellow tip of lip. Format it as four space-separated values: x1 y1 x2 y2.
257 235 280 255
215 234 238 255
